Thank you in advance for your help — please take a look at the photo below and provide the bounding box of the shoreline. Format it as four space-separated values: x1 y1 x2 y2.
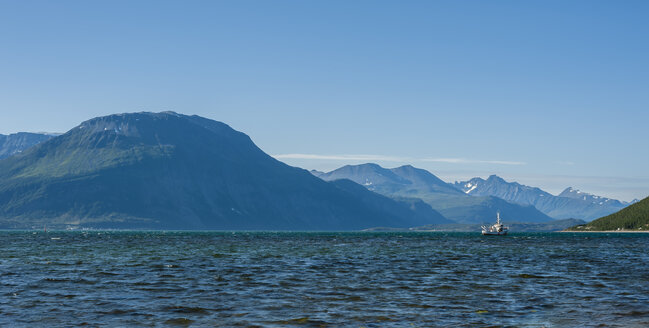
560 230 649 233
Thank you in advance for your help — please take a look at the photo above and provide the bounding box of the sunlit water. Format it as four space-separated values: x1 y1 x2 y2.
1 231 649 327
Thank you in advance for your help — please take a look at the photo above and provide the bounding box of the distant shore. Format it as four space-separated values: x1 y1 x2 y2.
561 230 649 233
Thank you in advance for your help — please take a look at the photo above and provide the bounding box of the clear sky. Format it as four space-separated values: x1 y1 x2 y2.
1 1 647 201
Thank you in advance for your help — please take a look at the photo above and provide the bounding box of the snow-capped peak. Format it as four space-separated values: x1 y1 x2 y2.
559 187 624 207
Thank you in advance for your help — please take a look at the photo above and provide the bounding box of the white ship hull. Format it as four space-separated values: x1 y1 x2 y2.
482 230 508 236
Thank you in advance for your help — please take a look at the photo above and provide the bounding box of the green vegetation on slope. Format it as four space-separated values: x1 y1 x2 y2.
0 112 449 230
567 196 649 231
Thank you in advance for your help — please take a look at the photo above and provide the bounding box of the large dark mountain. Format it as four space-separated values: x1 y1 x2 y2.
0 132 57 159
453 175 629 221
567 196 649 231
0 112 449 230
316 164 553 224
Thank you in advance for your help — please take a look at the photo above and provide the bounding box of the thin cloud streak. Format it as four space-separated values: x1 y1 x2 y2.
272 154 408 162
272 154 526 166
421 158 526 165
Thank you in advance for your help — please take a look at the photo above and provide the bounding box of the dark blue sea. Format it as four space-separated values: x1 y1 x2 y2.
1 231 649 327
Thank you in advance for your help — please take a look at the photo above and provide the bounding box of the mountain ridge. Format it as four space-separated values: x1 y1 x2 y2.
0 132 57 160
453 175 629 221
0 112 449 230
558 187 629 207
317 163 553 224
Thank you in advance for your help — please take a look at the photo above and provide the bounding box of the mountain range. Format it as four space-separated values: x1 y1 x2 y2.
453 176 630 221
558 187 635 207
0 132 57 159
1 112 639 230
0 112 449 230
314 164 553 224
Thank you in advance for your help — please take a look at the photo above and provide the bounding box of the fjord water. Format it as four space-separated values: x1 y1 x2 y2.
2 232 648 327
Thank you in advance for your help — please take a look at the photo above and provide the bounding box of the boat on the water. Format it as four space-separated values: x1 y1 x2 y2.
482 212 508 235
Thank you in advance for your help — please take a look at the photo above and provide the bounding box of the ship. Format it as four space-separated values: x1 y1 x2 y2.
481 212 508 235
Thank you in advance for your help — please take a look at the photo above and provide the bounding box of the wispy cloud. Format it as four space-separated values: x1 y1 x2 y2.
422 158 526 165
272 154 526 166
272 154 409 162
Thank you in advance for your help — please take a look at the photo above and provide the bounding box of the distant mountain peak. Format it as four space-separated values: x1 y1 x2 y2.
316 163 411 191
454 177 629 221
335 163 386 173
309 169 325 177
561 187 580 194
559 187 593 198
396 164 415 169
460 175 521 194
160 110 180 115
558 187 625 207
487 174 504 181
356 163 385 170
0 132 57 160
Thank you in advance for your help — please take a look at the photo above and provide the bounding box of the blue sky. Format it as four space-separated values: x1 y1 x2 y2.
1 1 647 201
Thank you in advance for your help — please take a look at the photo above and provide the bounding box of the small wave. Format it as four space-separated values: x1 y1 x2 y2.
614 310 649 317
269 317 331 325
211 253 228 258
96 271 119 276
165 306 210 314
41 277 97 285
514 273 549 279
164 318 194 326
99 309 135 315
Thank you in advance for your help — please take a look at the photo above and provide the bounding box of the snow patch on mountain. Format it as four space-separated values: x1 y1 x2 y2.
453 176 629 221
559 187 627 206
464 183 477 194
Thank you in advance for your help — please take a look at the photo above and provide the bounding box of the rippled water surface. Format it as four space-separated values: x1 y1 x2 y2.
2 231 649 327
